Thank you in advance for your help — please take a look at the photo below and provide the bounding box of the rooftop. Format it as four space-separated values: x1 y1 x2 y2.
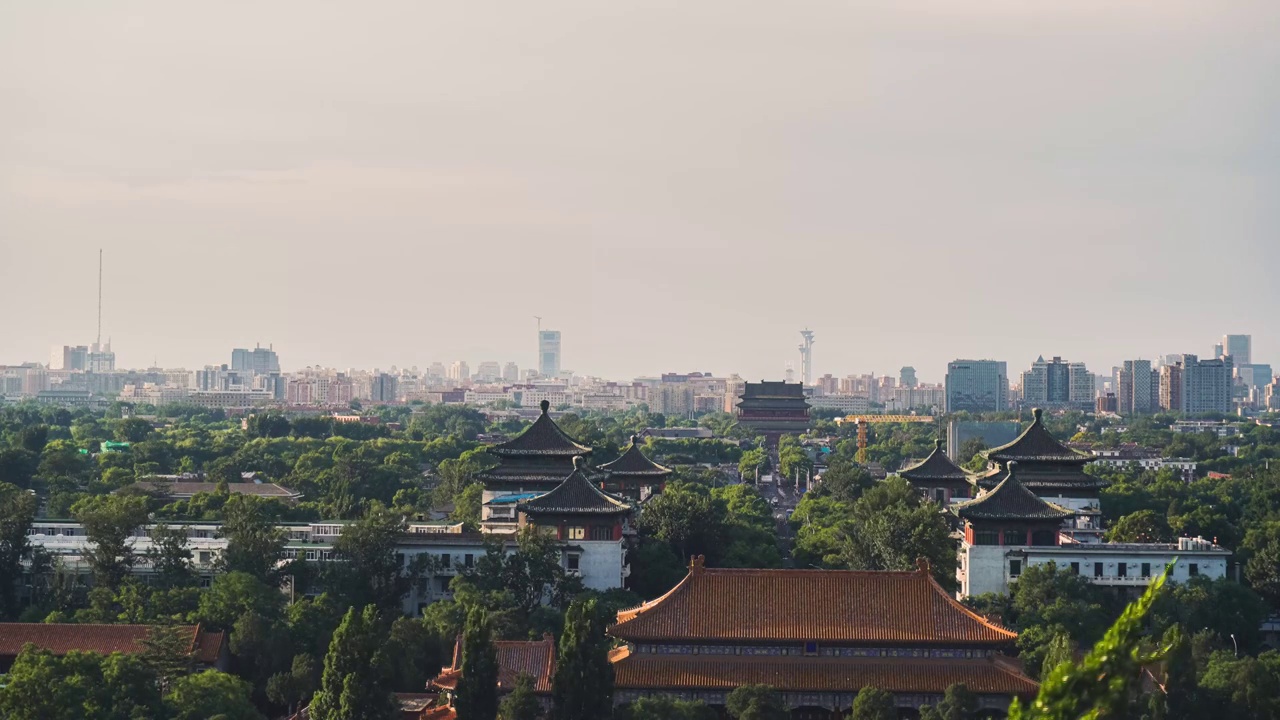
0 623 225 664
517 459 633 517
597 437 672 478
433 634 555 694
984 409 1092 465
610 559 1016 646
899 439 970 482
123 480 301 500
487 400 591 458
953 465 1074 522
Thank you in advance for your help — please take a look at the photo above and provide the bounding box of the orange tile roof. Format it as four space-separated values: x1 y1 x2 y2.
432 634 556 694
0 623 220 661
610 559 1016 646
611 646 1038 696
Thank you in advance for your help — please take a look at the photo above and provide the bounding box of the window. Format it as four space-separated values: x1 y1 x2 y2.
437 577 450 593
590 525 613 541
439 553 451 567
1094 562 1104 578
1009 560 1022 577
1070 562 1080 575
567 554 580 571
803 642 818 656
934 488 947 503
1031 530 1057 546
305 550 317 561
974 530 1000 546
1003 530 1025 547
1141 562 1151 578
568 527 586 540
464 554 474 568
1188 563 1199 576
1117 563 1127 578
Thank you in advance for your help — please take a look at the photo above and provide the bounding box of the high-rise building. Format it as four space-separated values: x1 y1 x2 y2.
816 374 839 395
370 373 399 403
51 345 89 371
1021 356 1093 411
1182 354 1233 415
474 361 501 382
944 360 1008 414
538 330 561 378
798 329 815 386
1117 360 1154 415
1221 335 1251 365
1266 378 1280 411
899 367 917 388
448 361 470 382
1159 363 1183 412
231 345 280 374
87 342 115 373
502 362 520 383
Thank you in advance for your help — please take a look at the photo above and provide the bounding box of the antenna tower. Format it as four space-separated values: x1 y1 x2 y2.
798 328 815 386
96 249 103 348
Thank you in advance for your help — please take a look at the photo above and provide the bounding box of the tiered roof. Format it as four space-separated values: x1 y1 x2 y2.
0 623 225 664
517 458 633 517
953 464 1073 523
984 408 1091 465
477 400 592 488
598 437 671 479
899 440 971 484
977 408 1105 493
432 634 556 694
489 400 592 458
610 559 1016 646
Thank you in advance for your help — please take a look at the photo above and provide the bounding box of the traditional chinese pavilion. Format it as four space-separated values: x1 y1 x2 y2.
736 381 811 449
975 408 1105 537
597 435 671 501
517 457 634 590
478 399 593 529
953 463 1073 598
898 439 973 506
607 558 1037 718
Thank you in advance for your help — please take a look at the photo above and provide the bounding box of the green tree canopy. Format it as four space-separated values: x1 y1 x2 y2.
552 597 614 720
725 684 788 720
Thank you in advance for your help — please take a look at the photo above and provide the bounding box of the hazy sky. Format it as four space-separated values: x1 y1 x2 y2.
2 1 1277 383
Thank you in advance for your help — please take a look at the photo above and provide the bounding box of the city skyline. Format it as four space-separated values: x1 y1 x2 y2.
3 2 1278 383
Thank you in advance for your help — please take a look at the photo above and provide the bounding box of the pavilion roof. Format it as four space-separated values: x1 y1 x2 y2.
899 440 970 482
0 623 225 665
953 465 1074 522
598 437 671 478
517 459 633 516
983 408 1091 465
488 400 591 458
610 559 1016 646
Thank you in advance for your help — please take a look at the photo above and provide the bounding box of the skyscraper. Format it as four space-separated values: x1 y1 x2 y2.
900 367 917 388
448 361 470 382
538 330 561 378
1159 362 1183 412
1221 335 1251 364
944 360 1008 413
1021 356 1094 411
231 345 280 374
1117 359 1154 415
502 362 520 383
370 373 399 403
1182 354 1233 415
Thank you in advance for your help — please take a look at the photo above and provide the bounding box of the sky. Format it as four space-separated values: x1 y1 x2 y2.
2 0 1277 384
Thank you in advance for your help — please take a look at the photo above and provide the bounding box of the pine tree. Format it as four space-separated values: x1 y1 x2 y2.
919 684 977 720
499 674 541 720
551 598 614 720
456 607 499 720
848 686 895 720
310 605 397 720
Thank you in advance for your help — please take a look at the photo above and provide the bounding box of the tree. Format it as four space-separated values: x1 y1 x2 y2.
140 624 195 691
1039 633 1076 680
311 605 398 720
198 571 285 628
0 648 164 720
1005 563 1114 677
1241 520 1280 607
146 522 195 588
217 495 287 583
165 670 264 720
552 597 614 720
919 683 978 720
0 482 36 619
615 695 716 720
1197 650 1280 720
500 674 542 720
848 686 895 720
456 607 500 720
246 413 292 439
726 684 788 720
384 616 444 693
114 417 153 443
71 494 149 588
834 477 957 590
328 502 410 611
738 447 768 479
267 653 319 716
636 482 725 562
1106 509 1173 543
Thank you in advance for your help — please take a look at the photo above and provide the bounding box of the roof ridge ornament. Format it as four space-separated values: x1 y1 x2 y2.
572 455 585 471
540 399 550 414
934 438 943 451
915 556 931 573
1032 407 1043 423
689 555 705 574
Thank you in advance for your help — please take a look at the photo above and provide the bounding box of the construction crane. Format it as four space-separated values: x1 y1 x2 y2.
837 415 938 454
